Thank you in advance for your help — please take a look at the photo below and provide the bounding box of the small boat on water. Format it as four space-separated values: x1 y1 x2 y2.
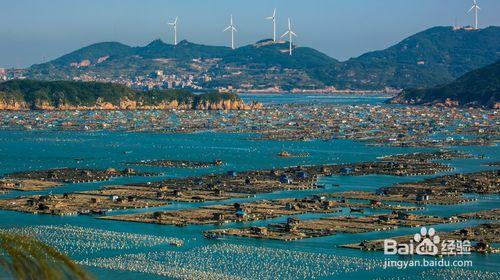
169 240 183 247
204 232 224 240
349 207 364 213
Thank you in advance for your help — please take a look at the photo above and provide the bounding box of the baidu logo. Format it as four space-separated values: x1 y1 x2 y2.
414 227 440 255
384 227 471 256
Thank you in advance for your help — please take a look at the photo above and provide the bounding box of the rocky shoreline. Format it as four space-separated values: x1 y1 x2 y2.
0 98 262 111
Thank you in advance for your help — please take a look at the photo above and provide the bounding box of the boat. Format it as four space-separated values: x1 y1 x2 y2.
349 207 364 213
169 240 183 247
204 232 224 240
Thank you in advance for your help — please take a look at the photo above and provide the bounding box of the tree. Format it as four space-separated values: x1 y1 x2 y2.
0 232 93 280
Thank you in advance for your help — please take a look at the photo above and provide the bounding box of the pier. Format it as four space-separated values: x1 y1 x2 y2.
205 213 461 241
342 222 500 254
101 195 423 226
127 159 224 169
0 193 166 216
0 167 156 193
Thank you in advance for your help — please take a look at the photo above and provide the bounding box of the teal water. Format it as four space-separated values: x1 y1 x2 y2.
0 97 498 279
239 93 392 105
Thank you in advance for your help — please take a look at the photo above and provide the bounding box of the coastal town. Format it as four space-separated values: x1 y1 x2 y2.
0 66 385 94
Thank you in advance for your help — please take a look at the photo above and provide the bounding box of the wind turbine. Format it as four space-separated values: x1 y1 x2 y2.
468 0 480 30
281 18 297 55
168 16 178 45
266 8 277 42
223 15 237 49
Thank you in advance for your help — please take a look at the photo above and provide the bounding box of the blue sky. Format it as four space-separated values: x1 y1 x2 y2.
1 0 499 68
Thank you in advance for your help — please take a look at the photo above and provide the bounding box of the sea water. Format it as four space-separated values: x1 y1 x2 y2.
0 94 498 280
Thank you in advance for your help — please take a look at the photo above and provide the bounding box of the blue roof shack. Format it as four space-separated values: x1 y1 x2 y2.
280 174 293 184
386 161 398 168
416 194 430 201
195 179 204 186
297 171 309 179
340 167 352 175
235 208 247 218
227 170 237 177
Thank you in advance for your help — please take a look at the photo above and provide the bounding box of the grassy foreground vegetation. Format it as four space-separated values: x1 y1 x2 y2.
0 232 92 280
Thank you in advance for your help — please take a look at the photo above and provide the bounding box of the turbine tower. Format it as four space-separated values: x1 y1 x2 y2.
223 15 237 49
168 16 178 45
281 18 297 55
468 0 480 30
266 8 277 42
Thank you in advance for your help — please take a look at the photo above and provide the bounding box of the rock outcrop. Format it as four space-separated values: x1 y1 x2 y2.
0 96 261 111
193 100 262 110
0 80 262 111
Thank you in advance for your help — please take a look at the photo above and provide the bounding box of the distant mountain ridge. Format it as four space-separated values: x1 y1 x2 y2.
389 60 500 108
337 26 500 89
27 26 500 90
50 40 233 66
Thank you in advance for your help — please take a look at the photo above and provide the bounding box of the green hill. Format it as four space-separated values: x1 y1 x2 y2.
223 39 338 68
337 26 500 89
389 60 500 108
136 40 232 59
50 42 133 66
0 80 248 110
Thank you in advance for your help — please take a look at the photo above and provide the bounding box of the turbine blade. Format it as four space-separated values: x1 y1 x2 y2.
291 31 297 37
223 26 231 32
232 27 238 32
281 31 290 38
174 17 178 24
273 9 276 18
468 6 474 12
